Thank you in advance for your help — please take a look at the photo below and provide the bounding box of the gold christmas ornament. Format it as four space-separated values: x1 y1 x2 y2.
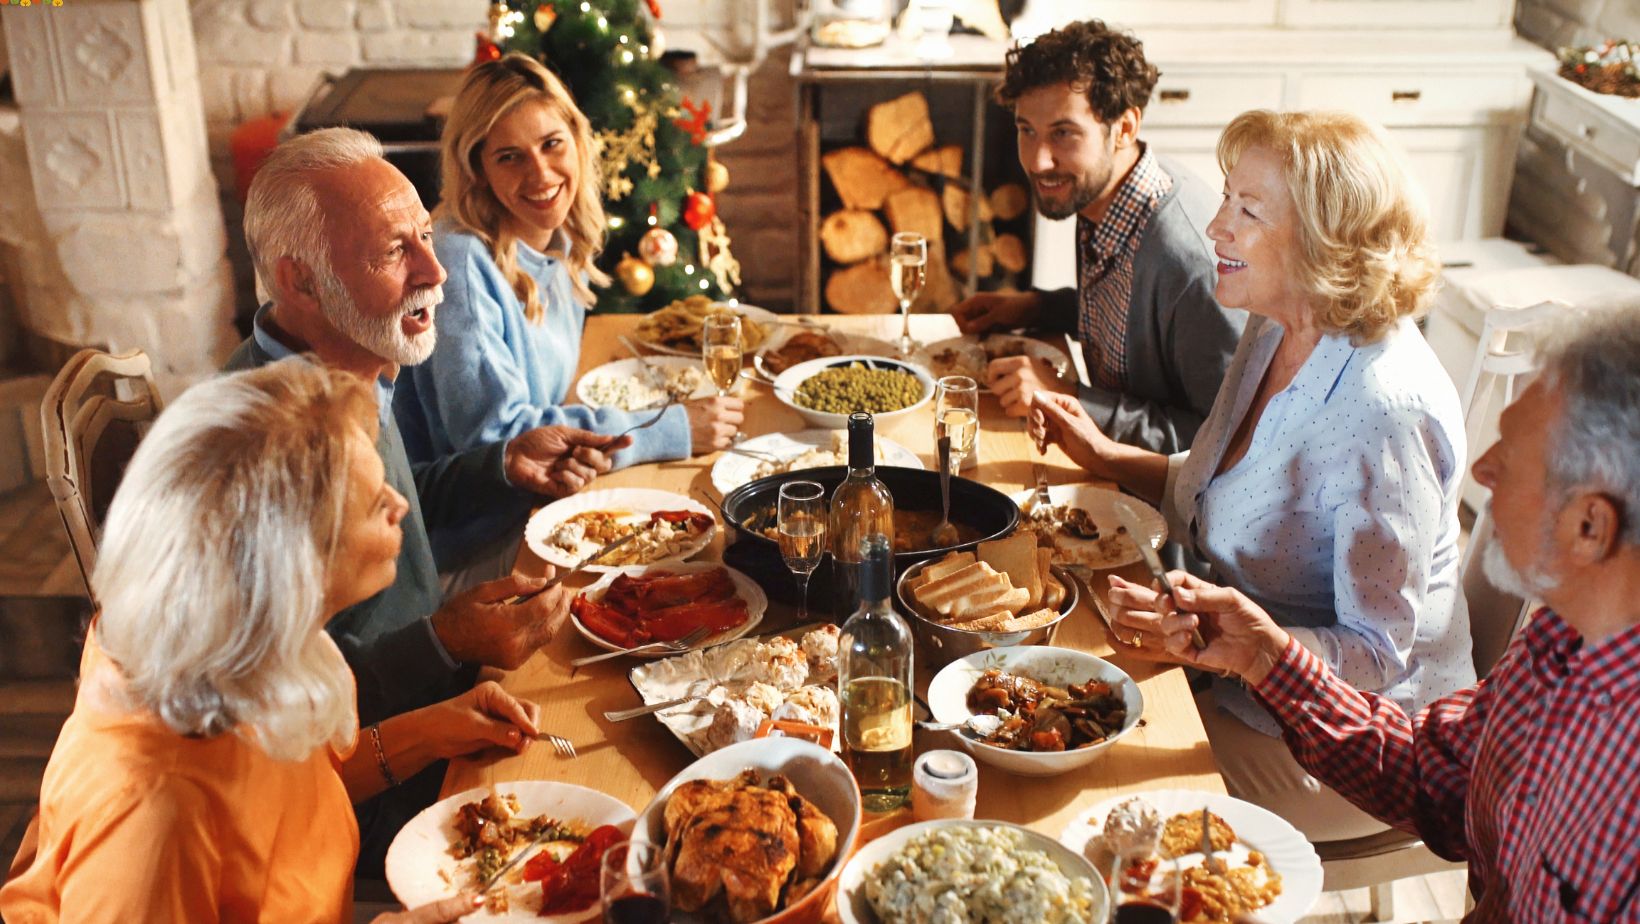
706 160 730 193
616 254 656 295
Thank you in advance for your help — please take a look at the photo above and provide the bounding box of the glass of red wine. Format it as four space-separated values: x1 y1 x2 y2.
600 839 671 924
1108 848 1181 924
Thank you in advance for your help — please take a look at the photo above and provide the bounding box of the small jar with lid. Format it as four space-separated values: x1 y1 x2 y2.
810 0 893 48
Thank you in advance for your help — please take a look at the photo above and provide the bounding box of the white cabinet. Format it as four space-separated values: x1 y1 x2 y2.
1278 0 1515 29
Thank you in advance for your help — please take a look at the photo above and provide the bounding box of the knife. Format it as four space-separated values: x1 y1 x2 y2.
1113 499 1207 650
507 532 639 605
478 829 551 895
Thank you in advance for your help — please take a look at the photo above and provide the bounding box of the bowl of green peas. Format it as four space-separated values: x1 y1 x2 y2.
773 354 937 429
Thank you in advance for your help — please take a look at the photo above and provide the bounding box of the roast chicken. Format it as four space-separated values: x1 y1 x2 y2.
663 771 839 923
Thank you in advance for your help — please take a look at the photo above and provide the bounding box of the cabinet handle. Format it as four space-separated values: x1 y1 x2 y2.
1159 89 1191 102
1392 90 1422 102
1578 123 1597 140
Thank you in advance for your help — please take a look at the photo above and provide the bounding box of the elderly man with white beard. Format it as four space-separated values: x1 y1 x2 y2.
225 127 630 878
1107 305 1640 923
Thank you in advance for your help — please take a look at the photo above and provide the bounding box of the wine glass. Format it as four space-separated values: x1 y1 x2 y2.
890 232 928 356
1108 848 1181 924
601 840 671 924
933 375 979 471
778 480 827 622
702 310 745 443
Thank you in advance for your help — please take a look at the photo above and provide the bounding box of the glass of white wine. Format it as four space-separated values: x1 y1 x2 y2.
890 232 927 356
778 480 827 622
934 375 980 470
701 310 745 443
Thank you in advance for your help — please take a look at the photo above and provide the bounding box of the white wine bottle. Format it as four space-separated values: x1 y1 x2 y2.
829 412 894 619
838 534 914 812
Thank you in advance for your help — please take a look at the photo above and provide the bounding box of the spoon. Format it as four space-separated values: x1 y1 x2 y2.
917 714 1004 736
928 435 959 548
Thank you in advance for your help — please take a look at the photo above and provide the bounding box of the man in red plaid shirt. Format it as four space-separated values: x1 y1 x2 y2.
1107 305 1640 922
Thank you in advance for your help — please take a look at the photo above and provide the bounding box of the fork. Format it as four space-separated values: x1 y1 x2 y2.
569 625 713 667
601 401 675 449
721 445 784 463
1026 461 1053 515
538 733 577 759
618 334 668 388
1200 806 1227 873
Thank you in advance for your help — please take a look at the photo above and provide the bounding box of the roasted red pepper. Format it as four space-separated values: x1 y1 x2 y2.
523 824 626 915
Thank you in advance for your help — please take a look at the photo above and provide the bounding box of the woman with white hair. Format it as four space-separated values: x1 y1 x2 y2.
0 360 533 922
393 53 743 468
1033 110 1476 842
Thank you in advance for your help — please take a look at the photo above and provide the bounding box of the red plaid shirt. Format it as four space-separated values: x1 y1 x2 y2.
1076 145 1172 392
1253 609 1640 922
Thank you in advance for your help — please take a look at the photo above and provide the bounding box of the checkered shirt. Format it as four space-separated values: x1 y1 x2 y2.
1076 147 1173 392
1252 609 1640 922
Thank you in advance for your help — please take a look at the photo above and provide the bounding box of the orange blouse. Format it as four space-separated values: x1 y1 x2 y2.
0 638 359 924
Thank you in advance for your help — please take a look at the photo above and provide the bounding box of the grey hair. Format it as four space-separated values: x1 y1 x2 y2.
243 127 385 295
1536 303 1640 545
91 359 379 762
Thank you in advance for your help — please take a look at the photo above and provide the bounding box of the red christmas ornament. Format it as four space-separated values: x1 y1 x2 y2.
683 192 715 231
674 97 712 146
472 32 502 66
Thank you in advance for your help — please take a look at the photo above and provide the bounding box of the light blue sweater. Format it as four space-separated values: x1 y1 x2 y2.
395 222 692 469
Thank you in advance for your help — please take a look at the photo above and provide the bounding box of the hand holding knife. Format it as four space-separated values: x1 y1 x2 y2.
1113 500 1207 650
505 532 639 605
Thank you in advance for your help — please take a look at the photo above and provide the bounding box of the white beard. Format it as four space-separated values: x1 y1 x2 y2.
1480 503 1560 599
316 266 441 367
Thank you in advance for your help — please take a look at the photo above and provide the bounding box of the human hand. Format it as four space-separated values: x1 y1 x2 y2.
686 395 744 454
431 571 572 670
1106 572 1291 685
371 894 482 923
948 291 1040 335
505 427 629 497
989 355 1075 418
1029 391 1120 479
421 680 542 760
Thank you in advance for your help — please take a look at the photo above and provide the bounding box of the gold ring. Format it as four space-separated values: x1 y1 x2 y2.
1126 631 1143 648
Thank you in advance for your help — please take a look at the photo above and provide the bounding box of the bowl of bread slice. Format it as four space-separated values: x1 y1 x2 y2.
897 532 1078 669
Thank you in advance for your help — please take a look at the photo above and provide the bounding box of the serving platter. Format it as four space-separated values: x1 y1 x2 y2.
710 428 923 495
1010 484 1167 570
632 302 782 357
384 781 637 923
523 488 716 573
570 560 768 656
916 333 1071 391
753 326 902 381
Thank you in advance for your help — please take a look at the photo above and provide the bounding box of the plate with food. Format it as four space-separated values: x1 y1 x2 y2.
1059 791 1322 924
836 819 1108 924
524 488 716 573
711 429 923 494
384 781 637 921
753 326 900 380
574 357 717 410
626 623 844 757
632 295 779 357
570 561 767 656
628 737 861 924
772 355 936 430
917 334 1071 390
1010 484 1167 570
924 645 1142 776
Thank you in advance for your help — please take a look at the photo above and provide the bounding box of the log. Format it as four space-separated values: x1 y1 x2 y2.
951 245 995 278
821 209 890 265
918 249 961 312
825 257 898 314
821 147 912 211
868 92 936 165
993 233 1028 273
911 144 964 178
989 183 1029 221
942 182 994 234
883 186 943 242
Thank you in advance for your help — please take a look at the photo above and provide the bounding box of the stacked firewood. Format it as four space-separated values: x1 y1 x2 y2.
820 91 1030 315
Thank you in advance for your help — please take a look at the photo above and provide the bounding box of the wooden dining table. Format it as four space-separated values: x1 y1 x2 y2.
441 312 1226 854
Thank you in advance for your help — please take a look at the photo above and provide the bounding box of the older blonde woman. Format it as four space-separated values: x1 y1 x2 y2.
1033 110 1475 841
394 53 742 473
0 360 538 923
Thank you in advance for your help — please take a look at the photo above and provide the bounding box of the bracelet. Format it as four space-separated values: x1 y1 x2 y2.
369 723 399 788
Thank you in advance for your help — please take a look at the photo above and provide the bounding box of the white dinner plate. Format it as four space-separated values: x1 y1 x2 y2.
753 327 903 380
836 819 1108 924
523 488 716 573
1059 789 1323 924
570 560 768 656
917 333 1071 390
1009 484 1167 570
710 429 924 494
573 356 720 410
384 781 637 923
632 303 781 357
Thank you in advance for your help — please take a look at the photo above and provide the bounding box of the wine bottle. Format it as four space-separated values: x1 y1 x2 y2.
838 534 914 812
829 412 894 619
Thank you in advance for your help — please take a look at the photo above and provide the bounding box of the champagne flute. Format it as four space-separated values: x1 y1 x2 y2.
778 480 827 622
601 840 671 924
933 375 980 471
702 310 745 443
890 232 927 356
1108 848 1181 924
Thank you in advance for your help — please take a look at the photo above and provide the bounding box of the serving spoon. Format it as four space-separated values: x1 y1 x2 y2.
916 714 1004 736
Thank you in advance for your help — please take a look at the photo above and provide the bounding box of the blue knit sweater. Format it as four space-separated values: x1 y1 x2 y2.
395 222 692 468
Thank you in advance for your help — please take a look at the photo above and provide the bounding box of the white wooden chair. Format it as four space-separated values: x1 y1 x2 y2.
40 348 164 605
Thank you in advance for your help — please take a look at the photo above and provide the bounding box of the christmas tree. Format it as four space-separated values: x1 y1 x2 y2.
492 0 740 313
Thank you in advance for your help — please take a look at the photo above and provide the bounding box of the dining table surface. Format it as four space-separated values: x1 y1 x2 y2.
440 311 1227 850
